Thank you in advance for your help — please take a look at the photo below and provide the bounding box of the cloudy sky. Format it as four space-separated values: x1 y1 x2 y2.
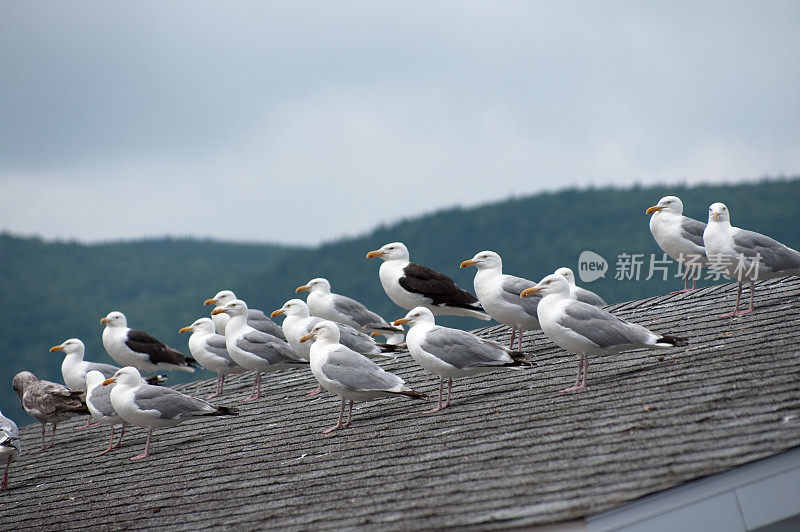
1 1 798 245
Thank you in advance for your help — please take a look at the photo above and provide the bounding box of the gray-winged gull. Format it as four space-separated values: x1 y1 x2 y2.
703 202 800 316
104 367 236 460
12 371 89 452
366 242 490 320
204 289 285 339
101 311 197 372
553 267 607 307
460 250 540 352
521 274 686 392
646 195 708 292
394 306 531 413
85 370 128 455
1 410 19 489
299 321 425 434
213 299 307 402
179 317 244 398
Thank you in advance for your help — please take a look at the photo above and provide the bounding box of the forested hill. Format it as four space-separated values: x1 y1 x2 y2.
2 178 798 422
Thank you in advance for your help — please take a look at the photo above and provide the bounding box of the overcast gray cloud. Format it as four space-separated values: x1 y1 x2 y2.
2 0 799 244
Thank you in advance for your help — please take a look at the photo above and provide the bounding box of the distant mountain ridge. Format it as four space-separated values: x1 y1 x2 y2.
2 177 798 422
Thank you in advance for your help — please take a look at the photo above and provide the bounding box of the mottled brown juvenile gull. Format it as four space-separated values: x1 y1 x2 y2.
1 410 19 489
646 195 708 292
180 317 244 398
521 274 686 392
299 321 425 434
104 367 236 460
101 311 197 372
394 306 530 413
703 202 800 316
204 289 285 339
367 242 490 320
12 371 89 452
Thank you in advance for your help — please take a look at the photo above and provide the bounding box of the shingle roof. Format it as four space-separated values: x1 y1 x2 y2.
2 277 800 530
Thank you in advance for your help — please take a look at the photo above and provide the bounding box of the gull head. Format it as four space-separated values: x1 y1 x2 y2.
366 242 410 262
100 311 127 328
393 306 436 327
12 371 38 398
521 274 570 298
708 202 730 223
296 278 331 295
85 370 106 390
460 250 502 271
204 289 236 307
211 299 248 318
300 320 340 344
179 317 215 334
50 338 85 356
104 366 142 387
646 195 684 215
554 267 577 286
271 299 309 318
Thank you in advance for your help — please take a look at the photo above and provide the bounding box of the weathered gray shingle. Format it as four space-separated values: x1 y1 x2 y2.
2 278 799 530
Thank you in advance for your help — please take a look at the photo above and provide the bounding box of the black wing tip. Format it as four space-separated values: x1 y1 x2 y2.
186 357 201 368
658 335 688 347
377 343 403 353
398 389 427 400
211 405 238 416
145 375 169 386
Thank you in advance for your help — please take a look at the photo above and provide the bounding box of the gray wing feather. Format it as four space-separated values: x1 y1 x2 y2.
321 347 403 391
679 217 707 250
133 386 214 419
331 295 389 328
0 414 18 438
246 309 286 340
87 385 116 417
732 229 800 273
500 275 540 316
574 286 607 307
420 326 513 368
560 302 655 348
238 331 305 364
84 362 121 379
337 324 380 356
204 334 235 361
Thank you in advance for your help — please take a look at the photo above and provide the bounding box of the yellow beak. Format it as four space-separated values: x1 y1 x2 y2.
102 378 115 386
460 259 477 268
178 326 193 334
270 309 285 318
100 317 110 324
203 298 218 306
211 308 226 315
646 205 664 214
520 287 540 298
366 250 384 259
299 332 314 343
49 345 64 352
712 212 720 219
393 318 410 326
296 285 309 293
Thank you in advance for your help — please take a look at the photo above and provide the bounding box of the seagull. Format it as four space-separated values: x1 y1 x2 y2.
460 250 540 352
204 289 285 339
179 318 244 398
553 267 607 307
212 299 307 402
366 242 490 320
85 370 128 455
296 277 405 343
271 299 397 396
521 274 686 392
104 367 237 460
646 195 708 292
394 307 531 413
12 371 89 452
703 202 800 316
299 321 425 434
0 410 20 490
101 311 197 372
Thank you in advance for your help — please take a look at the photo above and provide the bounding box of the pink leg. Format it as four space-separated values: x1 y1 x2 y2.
207 374 225 399
1 456 11 490
112 425 127 449
74 416 101 430
509 329 517 350
517 330 525 352
343 400 354 428
306 384 323 397
97 426 117 456
424 378 452 413
559 354 588 393
721 282 744 317
239 372 263 403
130 428 153 460
323 399 347 434
47 423 57 448
736 280 755 316
30 424 47 453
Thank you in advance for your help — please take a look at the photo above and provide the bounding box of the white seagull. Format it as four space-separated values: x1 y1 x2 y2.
703 202 800 316
204 289 285 339
553 267 607 307
85 370 128 455
366 242 490 320
521 274 686 393
646 195 708 292
213 299 307 402
299 321 425 434
101 311 197 372
296 277 405 343
460 250 541 352
179 318 244 398
0 410 20 490
104 367 236 460
394 307 531 413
